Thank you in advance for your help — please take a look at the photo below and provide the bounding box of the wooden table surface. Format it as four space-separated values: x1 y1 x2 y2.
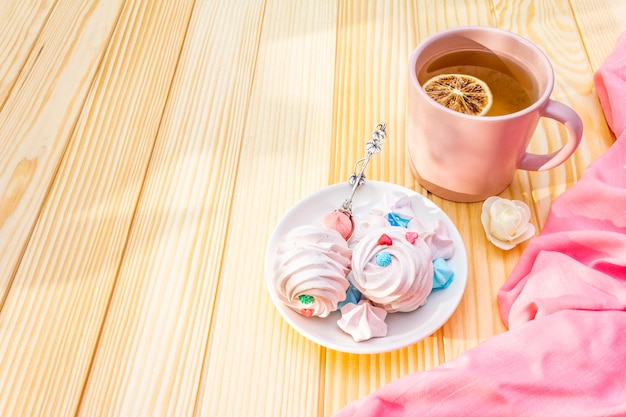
0 1 624 416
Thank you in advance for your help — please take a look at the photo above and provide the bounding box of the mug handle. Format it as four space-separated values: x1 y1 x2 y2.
517 100 583 171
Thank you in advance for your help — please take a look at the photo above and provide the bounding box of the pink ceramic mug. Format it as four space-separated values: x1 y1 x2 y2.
407 26 583 202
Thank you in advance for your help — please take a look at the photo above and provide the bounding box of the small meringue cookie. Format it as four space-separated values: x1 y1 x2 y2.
274 225 351 317
337 300 388 342
407 218 455 259
481 196 535 250
432 258 454 290
351 227 434 313
370 191 416 219
321 210 353 240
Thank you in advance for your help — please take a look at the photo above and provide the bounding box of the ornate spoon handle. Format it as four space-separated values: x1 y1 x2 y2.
321 123 388 240
340 123 387 213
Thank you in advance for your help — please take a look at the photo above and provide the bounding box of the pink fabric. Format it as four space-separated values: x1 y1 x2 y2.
593 31 626 137
333 32 626 417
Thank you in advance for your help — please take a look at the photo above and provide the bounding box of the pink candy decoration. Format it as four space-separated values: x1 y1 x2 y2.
405 231 419 244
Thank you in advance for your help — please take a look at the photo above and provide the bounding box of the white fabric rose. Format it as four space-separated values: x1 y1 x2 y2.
481 196 535 250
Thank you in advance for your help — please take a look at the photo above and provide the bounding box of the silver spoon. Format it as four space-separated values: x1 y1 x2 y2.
320 123 388 240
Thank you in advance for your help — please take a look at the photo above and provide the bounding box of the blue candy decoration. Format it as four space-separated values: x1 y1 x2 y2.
375 251 392 267
387 212 410 228
432 258 455 290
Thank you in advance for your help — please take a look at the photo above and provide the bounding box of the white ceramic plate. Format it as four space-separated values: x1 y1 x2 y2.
265 181 468 354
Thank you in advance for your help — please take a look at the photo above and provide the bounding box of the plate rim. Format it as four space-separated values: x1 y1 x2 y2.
265 180 468 354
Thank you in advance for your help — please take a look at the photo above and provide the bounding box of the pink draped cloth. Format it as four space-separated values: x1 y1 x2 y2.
333 31 626 417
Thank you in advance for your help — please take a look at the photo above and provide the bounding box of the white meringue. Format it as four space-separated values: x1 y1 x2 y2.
481 196 535 250
370 191 416 219
407 218 455 259
350 227 434 313
274 225 351 317
337 300 388 342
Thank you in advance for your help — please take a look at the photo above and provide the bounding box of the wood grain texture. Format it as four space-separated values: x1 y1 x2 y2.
435 0 616 365
325 1 618 413
324 2 497 414
0 0 124 303
0 1 623 416
569 0 626 72
0 1 194 415
79 1 267 416
196 1 337 416
492 0 614 225
0 0 56 107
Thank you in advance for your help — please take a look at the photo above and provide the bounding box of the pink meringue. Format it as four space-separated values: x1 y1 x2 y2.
370 191 415 219
351 227 434 313
407 218 455 259
274 225 351 317
321 210 353 240
337 300 388 342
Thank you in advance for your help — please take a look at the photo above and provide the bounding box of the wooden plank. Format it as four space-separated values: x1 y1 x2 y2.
491 0 614 225
194 1 338 416
0 0 56 106
325 343 445 414
411 0 495 37
76 1 268 415
325 1 495 414
436 0 615 363
0 0 123 302
569 0 626 72
327 1 621 413
0 2 618 416
0 1 195 415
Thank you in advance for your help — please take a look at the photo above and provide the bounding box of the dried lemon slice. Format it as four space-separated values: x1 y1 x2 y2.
422 73 493 116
